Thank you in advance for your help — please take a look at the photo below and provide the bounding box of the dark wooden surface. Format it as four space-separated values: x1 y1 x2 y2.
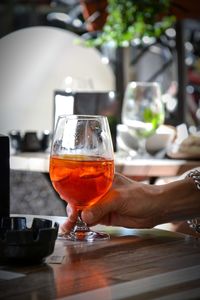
0 216 200 300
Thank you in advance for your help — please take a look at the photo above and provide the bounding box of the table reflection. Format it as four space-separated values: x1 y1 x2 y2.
53 241 112 299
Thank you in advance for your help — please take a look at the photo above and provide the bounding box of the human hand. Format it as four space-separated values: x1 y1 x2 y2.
60 173 163 234
60 173 133 234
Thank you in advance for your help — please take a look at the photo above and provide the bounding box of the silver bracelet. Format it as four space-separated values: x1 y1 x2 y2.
186 170 200 233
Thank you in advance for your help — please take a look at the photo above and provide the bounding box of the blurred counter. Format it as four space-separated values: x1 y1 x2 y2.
10 152 200 178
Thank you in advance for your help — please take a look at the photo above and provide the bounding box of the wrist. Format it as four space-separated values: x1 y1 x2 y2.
187 170 200 190
186 170 200 234
159 175 200 224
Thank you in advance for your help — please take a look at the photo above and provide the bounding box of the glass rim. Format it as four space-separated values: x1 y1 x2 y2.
127 81 160 87
57 114 108 120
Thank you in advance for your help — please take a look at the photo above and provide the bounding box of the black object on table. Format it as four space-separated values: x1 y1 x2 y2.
0 216 59 264
0 135 10 219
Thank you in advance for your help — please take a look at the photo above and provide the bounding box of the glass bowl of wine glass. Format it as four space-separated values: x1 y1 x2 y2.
121 81 165 158
49 115 114 242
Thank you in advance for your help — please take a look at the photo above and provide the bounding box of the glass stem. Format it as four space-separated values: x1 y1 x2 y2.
73 210 90 233
138 137 147 156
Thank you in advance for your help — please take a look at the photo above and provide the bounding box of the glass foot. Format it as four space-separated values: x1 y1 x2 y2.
58 211 110 242
58 230 110 242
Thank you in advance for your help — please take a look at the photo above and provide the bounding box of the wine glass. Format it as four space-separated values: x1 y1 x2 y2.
49 115 114 242
121 81 164 157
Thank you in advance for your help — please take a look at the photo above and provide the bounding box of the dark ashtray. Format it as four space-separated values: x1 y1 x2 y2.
0 217 59 264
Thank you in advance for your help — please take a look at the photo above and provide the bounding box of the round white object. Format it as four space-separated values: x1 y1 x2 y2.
0 26 115 134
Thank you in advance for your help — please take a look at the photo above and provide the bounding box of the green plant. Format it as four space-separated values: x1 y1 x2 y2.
85 0 175 47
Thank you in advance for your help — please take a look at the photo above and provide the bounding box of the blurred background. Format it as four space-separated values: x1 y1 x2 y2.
0 0 200 128
0 0 200 215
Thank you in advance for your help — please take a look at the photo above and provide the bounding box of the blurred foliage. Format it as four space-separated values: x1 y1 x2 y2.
85 0 176 47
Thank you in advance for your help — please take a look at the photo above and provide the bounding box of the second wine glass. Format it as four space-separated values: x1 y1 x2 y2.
49 115 114 242
122 81 165 157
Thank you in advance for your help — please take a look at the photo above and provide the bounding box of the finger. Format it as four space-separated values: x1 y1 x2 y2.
113 172 134 187
96 213 155 229
60 204 78 234
82 190 119 225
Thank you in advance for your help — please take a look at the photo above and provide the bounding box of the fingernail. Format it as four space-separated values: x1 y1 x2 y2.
83 211 94 224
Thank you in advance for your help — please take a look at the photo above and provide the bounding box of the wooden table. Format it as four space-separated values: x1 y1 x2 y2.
10 152 200 177
1 215 200 300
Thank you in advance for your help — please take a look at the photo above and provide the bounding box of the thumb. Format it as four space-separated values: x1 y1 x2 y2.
82 190 118 225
